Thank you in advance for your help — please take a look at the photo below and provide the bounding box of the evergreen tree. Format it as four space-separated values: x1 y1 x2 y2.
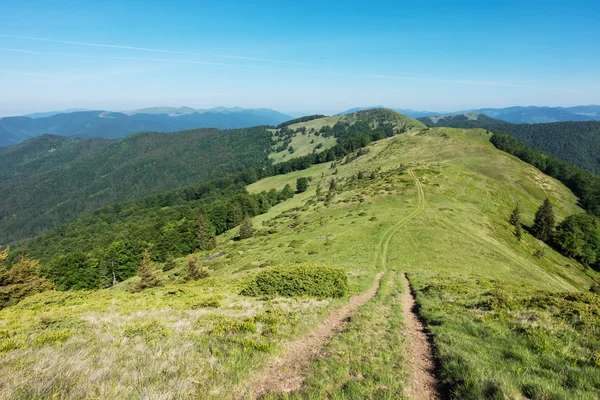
515 223 523 241
328 178 337 191
187 256 209 280
509 205 521 226
163 255 176 271
97 258 112 289
357 171 365 179
509 205 523 241
196 214 216 251
9 254 42 284
134 250 162 291
532 199 555 242
369 171 376 180
239 217 254 239
296 177 309 193
0 247 9 286
227 202 244 229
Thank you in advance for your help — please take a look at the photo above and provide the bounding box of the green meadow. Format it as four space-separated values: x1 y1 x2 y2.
1 124 598 399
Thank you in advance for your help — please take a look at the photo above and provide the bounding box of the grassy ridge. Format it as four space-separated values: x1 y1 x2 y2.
420 113 600 174
0 127 598 398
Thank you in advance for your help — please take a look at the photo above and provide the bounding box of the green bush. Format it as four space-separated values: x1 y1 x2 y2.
241 264 348 298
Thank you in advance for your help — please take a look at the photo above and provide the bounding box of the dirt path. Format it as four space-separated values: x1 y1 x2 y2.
400 273 440 400
374 168 426 272
240 167 433 399
245 271 384 398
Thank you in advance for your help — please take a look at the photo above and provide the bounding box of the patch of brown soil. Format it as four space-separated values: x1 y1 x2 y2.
400 273 440 400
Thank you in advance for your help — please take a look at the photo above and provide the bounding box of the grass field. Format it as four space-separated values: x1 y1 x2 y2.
1 126 598 399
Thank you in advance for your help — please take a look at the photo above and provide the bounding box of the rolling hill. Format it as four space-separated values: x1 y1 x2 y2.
0 126 274 244
0 109 425 244
419 113 600 174
0 108 293 146
1 123 598 399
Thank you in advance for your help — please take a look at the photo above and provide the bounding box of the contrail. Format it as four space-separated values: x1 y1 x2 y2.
0 48 274 69
0 47 576 92
0 34 314 66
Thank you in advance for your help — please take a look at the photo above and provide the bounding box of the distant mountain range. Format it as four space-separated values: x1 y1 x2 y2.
4 104 600 148
0 107 293 147
339 105 600 124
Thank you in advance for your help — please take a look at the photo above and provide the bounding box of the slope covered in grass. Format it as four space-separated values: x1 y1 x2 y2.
420 113 600 174
1 127 598 399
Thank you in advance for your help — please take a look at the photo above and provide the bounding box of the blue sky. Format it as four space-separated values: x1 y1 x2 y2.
0 0 598 116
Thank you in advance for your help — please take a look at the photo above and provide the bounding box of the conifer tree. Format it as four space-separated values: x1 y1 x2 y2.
515 223 523 241
134 250 162 291
196 214 216 251
187 256 209 280
509 205 521 226
9 254 42 284
239 217 254 239
0 247 9 285
532 198 555 242
163 255 176 271
227 202 244 229
97 260 112 289
509 205 523 241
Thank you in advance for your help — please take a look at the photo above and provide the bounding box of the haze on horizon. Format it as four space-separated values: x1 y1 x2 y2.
1 0 598 116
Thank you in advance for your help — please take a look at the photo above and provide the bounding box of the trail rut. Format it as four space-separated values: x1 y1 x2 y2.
400 273 441 400
246 272 384 398
241 167 436 399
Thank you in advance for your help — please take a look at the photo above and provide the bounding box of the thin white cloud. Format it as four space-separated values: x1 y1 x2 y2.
0 46 579 93
0 47 273 69
0 34 313 66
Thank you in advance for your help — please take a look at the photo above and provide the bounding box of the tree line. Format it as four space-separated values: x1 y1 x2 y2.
491 132 600 217
494 132 600 272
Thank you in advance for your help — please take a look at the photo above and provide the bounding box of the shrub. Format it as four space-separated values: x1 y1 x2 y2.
240 264 348 298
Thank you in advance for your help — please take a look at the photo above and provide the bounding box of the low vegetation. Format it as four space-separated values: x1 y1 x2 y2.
241 265 348 298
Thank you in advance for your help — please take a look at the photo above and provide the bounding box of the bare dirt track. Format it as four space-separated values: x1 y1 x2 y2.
400 273 441 400
246 271 384 398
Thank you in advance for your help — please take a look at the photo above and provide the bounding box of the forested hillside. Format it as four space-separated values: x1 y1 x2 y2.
0 135 112 181
419 114 600 173
1 109 424 244
6 109 427 290
0 127 274 243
